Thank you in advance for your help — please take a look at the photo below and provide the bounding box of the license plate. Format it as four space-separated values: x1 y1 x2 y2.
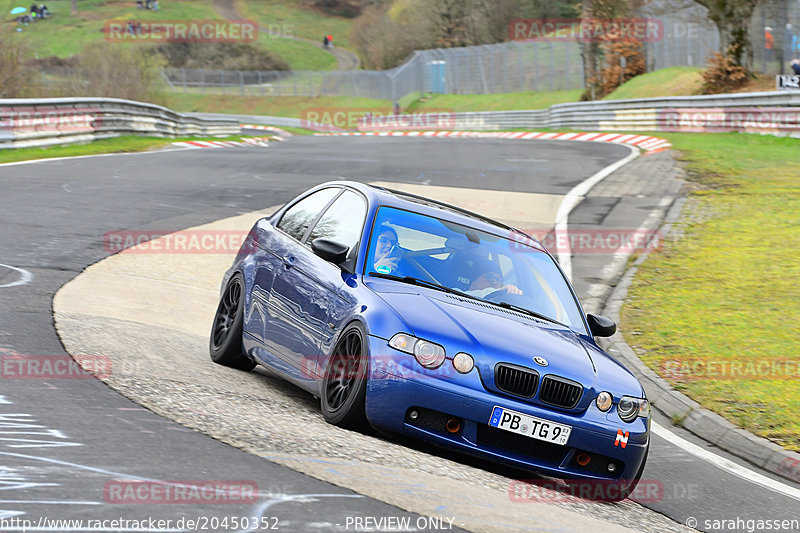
489 406 572 446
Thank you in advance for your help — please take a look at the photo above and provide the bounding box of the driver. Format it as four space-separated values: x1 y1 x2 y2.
373 225 400 273
465 259 522 298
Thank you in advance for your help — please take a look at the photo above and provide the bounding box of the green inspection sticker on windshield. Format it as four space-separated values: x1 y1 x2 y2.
376 265 392 274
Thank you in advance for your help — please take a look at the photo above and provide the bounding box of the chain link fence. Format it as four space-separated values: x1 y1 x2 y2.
162 41 584 101
158 1 800 101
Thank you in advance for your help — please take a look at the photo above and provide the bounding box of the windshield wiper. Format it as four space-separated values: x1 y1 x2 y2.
367 272 481 301
496 301 565 327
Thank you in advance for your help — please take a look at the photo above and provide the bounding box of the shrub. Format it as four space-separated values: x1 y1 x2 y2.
701 44 748 94
151 43 289 71
597 40 646 97
59 43 168 105
0 28 42 98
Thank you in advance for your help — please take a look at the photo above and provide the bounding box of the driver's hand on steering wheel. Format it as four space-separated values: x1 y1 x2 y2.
501 284 523 295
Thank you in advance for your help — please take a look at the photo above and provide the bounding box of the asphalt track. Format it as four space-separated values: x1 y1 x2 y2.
1 136 799 532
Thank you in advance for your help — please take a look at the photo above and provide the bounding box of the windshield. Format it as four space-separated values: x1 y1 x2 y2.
365 206 587 334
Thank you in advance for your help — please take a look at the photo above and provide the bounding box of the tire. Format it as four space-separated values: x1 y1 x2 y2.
320 322 368 429
209 273 256 371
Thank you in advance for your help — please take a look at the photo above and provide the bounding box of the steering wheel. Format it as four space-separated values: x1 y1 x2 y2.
484 288 511 302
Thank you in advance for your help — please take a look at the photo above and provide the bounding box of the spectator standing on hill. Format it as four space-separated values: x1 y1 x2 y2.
323 35 329 48
327 34 333 48
153 1 159 12
792 59 800 75
29 4 37 16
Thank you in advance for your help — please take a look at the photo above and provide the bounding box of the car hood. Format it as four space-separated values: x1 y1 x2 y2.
368 280 597 386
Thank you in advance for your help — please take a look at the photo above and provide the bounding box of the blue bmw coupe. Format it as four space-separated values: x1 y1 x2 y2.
210 180 650 500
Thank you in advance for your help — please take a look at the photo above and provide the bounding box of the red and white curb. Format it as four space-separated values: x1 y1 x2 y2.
240 124 291 141
316 131 671 154
172 137 271 149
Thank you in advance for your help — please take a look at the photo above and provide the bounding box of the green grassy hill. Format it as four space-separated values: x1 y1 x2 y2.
604 66 704 100
9 0 343 70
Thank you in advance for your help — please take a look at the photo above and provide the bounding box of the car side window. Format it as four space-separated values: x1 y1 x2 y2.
277 188 339 241
306 190 367 253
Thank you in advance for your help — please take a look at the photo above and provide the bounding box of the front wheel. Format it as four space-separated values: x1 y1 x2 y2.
320 323 368 429
209 273 256 371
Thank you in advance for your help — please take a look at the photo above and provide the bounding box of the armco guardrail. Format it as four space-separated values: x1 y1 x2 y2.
205 91 800 137
445 91 800 134
0 97 240 150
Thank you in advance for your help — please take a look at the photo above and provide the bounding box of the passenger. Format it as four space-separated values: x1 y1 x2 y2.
465 259 522 298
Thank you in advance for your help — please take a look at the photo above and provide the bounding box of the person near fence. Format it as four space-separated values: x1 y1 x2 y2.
765 26 774 63
792 59 800 76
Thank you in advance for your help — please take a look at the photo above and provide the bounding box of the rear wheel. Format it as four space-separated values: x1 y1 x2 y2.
320 323 368 429
209 273 256 371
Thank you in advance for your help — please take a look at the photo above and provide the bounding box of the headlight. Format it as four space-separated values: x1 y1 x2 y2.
596 391 613 412
618 396 650 423
389 333 446 369
452 352 474 374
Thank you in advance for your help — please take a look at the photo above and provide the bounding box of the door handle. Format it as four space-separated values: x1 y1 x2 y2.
282 256 295 268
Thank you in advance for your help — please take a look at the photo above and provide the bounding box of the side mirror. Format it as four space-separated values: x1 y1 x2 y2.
311 238 349 266
587 314 616 337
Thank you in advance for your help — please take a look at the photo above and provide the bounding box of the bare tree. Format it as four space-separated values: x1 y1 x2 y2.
693 0 763 70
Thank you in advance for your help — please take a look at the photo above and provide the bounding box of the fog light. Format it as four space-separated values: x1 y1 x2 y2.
409 410 419 420
452 352 474 374
607 462 617 473
445 418 462 434
576 453 591 466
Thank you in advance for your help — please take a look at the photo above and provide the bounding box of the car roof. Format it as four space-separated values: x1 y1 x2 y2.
325 180 538 244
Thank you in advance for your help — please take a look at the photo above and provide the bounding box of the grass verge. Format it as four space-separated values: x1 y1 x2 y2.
164 93 394 116
621 132 800 451
0 134 264 164
163 90 582 118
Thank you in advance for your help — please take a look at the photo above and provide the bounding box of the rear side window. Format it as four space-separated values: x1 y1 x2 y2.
307 190 367 253
277 188 339 241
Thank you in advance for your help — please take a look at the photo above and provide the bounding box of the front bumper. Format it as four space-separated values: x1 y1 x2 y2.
365 336 649 482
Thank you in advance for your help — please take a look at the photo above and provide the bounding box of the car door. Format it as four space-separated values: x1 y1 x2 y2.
265 189 367 376
256 187 340 365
